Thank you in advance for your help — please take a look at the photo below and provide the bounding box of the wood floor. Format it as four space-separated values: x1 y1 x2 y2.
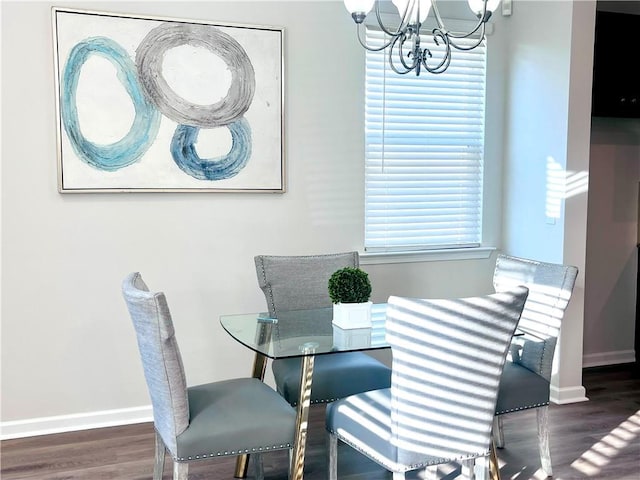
2 365 639 480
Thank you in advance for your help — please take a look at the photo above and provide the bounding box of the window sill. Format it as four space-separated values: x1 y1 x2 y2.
360 247 496 265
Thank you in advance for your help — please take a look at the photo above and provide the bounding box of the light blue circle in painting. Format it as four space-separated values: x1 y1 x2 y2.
61 37 160 171
170 118 252 181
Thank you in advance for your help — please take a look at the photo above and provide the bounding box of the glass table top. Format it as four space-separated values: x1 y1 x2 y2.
220 303 389 359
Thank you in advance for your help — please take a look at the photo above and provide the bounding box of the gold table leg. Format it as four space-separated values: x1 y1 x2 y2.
234 351 269 478
234 455 249 479
490 438 501 480
290 348 315 480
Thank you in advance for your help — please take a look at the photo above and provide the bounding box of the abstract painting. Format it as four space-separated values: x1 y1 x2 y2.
52 8 284 192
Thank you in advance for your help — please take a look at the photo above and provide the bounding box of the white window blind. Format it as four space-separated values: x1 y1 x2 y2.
364 27 487 252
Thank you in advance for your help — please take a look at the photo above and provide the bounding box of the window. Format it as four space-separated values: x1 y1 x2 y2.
364 27 487 253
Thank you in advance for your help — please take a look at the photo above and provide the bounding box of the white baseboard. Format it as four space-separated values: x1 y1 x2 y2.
550 384 589 405
548 350 637 405
0 405 152 440
2 350 636 440
582 350 636 368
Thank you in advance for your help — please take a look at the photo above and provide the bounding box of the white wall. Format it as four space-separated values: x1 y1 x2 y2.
500 0 595 403
501 0 574 262
1 1 501 436
499 0 638 396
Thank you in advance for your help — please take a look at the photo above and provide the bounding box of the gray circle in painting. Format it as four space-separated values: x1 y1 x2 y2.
136 23 255 128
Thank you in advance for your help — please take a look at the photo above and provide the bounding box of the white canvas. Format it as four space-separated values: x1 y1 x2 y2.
53 8 284 192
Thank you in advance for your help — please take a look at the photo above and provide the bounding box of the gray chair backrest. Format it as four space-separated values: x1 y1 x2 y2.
254 252 359 317
493 254 579 381
386 288 528 466
121 272 189 456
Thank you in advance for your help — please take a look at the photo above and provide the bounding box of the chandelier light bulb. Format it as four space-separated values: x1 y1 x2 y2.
467 0 501 16
392 0 432 24
343 0 375 15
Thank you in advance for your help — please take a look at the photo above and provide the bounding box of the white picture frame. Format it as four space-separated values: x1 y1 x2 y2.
52 7 285 193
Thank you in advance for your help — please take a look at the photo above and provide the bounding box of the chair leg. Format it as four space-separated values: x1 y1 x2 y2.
392 472 406 480
461 458 476 480
252 453 264 480
424 465 438 480
153 431 165 480
537 406 553 477
173 461 188 480
475 456 490 480
328 432 338 480
493 416 505 448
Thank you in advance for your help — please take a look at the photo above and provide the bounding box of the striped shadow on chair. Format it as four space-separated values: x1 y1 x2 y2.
492 254 579 478
326 288 529 480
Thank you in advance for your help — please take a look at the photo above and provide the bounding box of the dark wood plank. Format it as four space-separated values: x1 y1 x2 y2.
2 365 639 479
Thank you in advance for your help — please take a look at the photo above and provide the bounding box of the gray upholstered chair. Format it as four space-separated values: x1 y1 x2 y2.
492 254 579 478
326 289 529 480
254 252 392 405
121 272 296 480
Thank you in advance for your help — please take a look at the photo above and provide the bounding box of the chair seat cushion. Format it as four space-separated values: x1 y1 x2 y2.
175 378 296 461
273 352 391 406
326 388 449 473
326 389 403 472
495 361 550 415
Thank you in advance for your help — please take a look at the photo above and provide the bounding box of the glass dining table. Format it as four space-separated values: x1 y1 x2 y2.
220 303 388 480
220 303 512 480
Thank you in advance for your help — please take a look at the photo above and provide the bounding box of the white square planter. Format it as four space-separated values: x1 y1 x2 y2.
333 326 372 349
331 301 372 329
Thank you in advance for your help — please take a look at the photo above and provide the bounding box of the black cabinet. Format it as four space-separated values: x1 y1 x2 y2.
592 11 640 118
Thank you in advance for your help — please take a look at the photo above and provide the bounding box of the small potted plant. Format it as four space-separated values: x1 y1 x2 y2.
328 267 373 329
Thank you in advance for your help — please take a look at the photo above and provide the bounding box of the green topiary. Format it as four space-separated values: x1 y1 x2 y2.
328 267 372 304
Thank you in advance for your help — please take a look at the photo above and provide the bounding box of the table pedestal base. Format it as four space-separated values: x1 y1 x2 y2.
490 439 501 480
235 344 316 480
234 351 269 478
290 350 315 480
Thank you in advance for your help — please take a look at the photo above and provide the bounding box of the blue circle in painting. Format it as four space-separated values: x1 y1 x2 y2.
61 37 160 171
170 118 252 181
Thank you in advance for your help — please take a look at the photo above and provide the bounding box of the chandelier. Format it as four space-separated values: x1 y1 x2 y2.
343 0 502 75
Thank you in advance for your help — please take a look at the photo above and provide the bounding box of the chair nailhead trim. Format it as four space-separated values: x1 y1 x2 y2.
496 401 549 415
176 443 293 461
292 398 337 407
332 430 490 471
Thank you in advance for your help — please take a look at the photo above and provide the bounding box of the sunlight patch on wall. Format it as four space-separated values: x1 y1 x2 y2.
546 157 589 221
